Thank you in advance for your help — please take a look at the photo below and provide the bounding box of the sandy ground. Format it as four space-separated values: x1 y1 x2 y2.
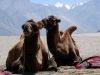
0 33 100 75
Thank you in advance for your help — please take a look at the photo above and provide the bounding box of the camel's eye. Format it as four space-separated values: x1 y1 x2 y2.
49 19 55 23
57 19 61 23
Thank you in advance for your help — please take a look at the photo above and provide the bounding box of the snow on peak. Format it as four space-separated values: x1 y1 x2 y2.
54 2 71 10
71 2 84 9
55 2 63 8
42 2 84 10
64 4 71 10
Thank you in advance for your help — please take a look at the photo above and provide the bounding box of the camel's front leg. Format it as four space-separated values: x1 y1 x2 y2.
47 53 58 71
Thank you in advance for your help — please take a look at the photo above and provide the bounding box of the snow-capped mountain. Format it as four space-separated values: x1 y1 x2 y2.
0 0 99 35
67 0 100 33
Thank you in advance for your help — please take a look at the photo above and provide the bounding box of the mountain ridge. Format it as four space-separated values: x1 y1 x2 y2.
0 0 99 35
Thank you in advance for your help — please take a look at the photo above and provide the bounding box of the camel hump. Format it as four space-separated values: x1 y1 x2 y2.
67 26 77 35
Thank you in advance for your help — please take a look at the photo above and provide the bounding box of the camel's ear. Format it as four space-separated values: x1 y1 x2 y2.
37 21 44 29
67 26 77 35
27 19 34 22
57 19 61 23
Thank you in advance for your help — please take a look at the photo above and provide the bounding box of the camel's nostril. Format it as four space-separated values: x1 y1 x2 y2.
24 27 28 32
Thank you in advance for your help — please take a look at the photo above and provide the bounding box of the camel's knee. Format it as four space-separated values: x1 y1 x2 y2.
12 62 24 73
6 59 24 73
47 57 58 71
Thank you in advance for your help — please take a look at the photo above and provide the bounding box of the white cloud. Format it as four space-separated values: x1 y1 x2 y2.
55 2 63 8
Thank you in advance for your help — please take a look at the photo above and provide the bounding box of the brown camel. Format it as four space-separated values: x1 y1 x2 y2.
6 19 57 73
6 33 24 73
40 15 82 66
21 19 57 72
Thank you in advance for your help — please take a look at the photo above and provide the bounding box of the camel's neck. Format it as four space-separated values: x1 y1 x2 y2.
24 32 40 54
46 25 60 50
23 32 40 72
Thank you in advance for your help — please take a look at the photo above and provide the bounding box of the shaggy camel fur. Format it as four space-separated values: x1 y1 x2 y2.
22 19 57 72
6 19 57 73
6 34 24 73
40 15 82 66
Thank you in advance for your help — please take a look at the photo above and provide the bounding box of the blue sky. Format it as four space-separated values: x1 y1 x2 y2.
30 0 90 5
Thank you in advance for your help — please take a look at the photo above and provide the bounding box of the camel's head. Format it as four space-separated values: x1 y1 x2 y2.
41 15 61 30
22 19 44 36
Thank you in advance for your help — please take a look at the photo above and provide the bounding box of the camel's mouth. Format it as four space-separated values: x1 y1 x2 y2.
23 29 32 36
23 28 38 36
23 27 30 33
41 18 48 28
22 23 36 36
22 23 32 32
37 21 45 29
